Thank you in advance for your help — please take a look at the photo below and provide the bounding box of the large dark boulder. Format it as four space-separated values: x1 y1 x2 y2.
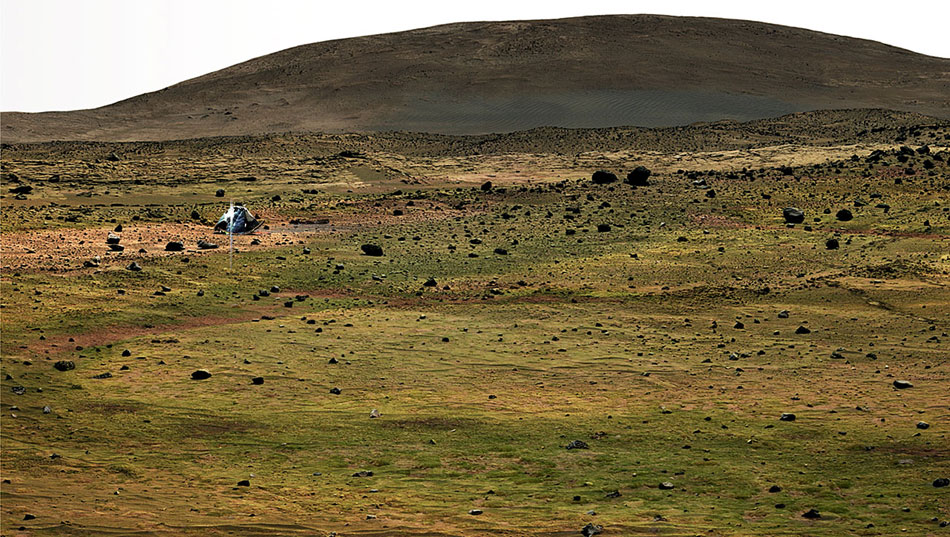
783 207 805 224
165 241 185 252
361 244 384 256
625 166 652 186
836 209 853 221
591 170 618 185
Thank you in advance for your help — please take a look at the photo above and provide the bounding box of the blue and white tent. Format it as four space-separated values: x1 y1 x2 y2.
214 204 262 234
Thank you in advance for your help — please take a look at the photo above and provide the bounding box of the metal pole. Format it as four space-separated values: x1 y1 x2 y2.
229 200 234 271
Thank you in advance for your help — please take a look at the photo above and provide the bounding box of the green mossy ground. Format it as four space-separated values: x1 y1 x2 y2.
2 129 948 536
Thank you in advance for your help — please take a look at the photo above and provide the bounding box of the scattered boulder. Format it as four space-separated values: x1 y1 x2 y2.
165 241 185 252
783 208 805 224
597 223 611 232
658 482 675 490
768 485 782 493
825 238 839 250
237 480 250 487
480 181 493 191
361 244 384 257
893 380 913 389
468 509 483 515
802 508 821 519
780 413 796 421
565 440 589 450
251 377 264 385
329 387 341 395
126 261 142 272
581 523 603 536
53 361 75 372
592 170 618 185
370 408 380 419
836 209 853 221
351 470 373 477
191 370 212 380
106 152 120 162
626 166 651 186
197 239 218 250
215 189 225 197
106 233 121 244
916 421 930 430
423 278 437 287
934 478 949 487
795 326 811 334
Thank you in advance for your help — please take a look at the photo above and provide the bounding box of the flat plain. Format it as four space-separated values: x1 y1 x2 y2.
1 110 949 536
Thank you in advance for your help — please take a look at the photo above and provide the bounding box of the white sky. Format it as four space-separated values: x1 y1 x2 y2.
2 0 949 113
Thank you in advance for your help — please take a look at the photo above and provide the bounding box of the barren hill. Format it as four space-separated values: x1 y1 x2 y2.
3 14 949 142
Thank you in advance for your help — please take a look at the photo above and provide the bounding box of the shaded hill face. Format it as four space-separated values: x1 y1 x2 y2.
3 15 949 142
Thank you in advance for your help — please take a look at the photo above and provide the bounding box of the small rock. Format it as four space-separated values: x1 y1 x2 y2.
361 244 384 256
251 377 264 385
795 326 811 334
565 440 589 450
370 408 380 418
836 209 853 221
191 370 212 380
237 480 250 486
468 509 483 515
329 387 341 395
165 241 185 252
783 207 805 224
802 508 821 519
934 478 949 488
126 261 142 272
780 413 796 421
658 482 675 490
916 421 929 430
53 360 75 371
893 380 913 389
581 523 603 536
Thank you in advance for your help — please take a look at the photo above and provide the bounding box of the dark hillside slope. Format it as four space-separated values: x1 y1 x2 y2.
3 15 948 142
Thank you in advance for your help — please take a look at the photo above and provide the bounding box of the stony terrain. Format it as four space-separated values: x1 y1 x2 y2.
1 110 949 536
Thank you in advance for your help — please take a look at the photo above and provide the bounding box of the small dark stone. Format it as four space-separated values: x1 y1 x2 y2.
251 377 264 385
237 480 250 486
23 514 36 520
191 369 212 380
780 413 796 421
565 440 589 450
92 372 112 379
361 244 384 256
835 209 853 221
658 482 675 490
330 387 341 395
626 166 651 186
893 380 913 389
480 181 493 191
734 321 744 329
783 207 805 224
592 170 618 185
825 238 839 250
802 508 821 519
127 261 142 271
934 478 949 488
121 349 131 357
423 278 437 287
351 470 373 477
53 360 75 371
768 485 782 493
165 241 184 252
795 326 811 334
581 522 603 536
468 509 483 515
916 421 930 430
597 223 611 232
215 189 225 197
